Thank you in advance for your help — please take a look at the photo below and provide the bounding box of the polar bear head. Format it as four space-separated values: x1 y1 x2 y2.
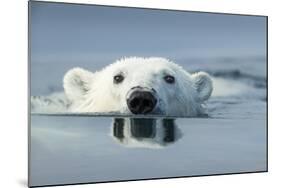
63 57 213 116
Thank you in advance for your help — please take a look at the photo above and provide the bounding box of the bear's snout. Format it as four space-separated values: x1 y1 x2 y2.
126 87 157 114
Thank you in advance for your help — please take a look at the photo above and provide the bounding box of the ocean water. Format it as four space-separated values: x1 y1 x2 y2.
29 57 267 187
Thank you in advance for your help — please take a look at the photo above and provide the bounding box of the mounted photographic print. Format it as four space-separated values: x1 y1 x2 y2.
28 1 268 187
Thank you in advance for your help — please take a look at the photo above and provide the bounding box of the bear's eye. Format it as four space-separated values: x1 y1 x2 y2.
164 75 175 84
114 74 124 84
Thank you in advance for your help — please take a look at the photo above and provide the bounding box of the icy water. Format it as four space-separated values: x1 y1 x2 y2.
30 115 266 186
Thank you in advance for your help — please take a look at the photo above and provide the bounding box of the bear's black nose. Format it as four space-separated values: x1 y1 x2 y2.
127 90 157 114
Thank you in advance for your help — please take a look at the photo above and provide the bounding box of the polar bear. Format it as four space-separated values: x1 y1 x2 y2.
31 57 213 116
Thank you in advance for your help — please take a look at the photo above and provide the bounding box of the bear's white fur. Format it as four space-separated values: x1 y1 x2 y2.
31 57 213 116
32 57 213 116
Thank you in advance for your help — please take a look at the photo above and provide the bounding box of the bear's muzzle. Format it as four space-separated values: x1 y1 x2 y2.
126 86 157 114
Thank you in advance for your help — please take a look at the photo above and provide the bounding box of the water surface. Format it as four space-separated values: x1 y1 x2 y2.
30 113 266 186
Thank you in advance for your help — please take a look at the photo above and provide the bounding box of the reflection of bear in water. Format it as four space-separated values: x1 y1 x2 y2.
111 118 182 149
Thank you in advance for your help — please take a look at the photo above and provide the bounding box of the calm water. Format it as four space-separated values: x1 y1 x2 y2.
30 113 267 186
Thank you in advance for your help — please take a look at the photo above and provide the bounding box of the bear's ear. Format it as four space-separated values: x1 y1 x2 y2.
191 71 213 101
63 67 95 101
